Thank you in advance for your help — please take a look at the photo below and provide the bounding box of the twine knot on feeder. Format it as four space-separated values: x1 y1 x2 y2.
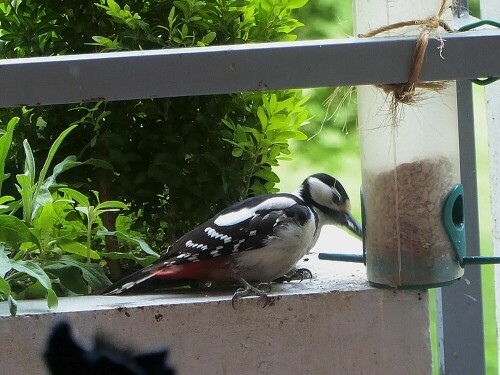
359 0 453 105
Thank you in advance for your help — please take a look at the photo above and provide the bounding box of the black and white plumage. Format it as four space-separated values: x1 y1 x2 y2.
101 173 362 306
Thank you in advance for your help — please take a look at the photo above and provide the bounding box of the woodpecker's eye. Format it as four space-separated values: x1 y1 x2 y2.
332 188 342 205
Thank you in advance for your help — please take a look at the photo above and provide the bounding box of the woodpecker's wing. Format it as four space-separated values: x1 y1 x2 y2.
101 193 312 295
163 193 312 261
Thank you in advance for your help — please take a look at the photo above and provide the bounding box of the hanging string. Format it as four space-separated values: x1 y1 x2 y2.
359 0 452 105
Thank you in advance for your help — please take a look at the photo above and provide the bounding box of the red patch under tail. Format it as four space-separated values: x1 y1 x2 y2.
151 257 237 283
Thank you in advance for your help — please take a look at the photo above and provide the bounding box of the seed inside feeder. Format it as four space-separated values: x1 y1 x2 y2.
364 156 461 286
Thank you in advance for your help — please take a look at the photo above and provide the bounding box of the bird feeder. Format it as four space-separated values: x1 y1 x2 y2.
319 0 500 288
357 83 464 288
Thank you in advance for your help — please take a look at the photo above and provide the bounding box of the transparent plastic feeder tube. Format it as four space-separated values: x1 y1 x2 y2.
358 84 463 287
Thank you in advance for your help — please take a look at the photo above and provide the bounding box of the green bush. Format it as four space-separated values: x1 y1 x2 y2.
0 0 310 313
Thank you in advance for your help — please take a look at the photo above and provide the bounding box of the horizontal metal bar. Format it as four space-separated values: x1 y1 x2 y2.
1 30 499 107
463 256 500 265
318 253 365 263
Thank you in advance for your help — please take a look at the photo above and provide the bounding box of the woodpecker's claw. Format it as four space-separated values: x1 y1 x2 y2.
232 279 272 309
274 268 313 283
257 282 272 293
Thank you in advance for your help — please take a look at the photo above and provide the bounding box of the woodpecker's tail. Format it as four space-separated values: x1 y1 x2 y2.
99 257 235 295
99 267 157 295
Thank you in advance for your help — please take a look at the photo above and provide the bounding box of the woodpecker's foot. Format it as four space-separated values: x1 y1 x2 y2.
256 282 272 293
232 279 272 309
274 268 313 283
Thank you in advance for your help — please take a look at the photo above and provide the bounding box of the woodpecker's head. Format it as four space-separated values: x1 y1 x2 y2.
296 173 362 237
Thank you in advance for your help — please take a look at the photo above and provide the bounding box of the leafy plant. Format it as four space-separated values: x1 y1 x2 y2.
223 91 309 196
0 126 158 315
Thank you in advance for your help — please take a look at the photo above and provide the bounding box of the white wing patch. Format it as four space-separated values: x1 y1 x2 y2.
205 227 232 243
214 196 297 226
185 240 208 251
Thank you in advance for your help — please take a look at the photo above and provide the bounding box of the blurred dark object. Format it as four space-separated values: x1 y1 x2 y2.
44 321 176 375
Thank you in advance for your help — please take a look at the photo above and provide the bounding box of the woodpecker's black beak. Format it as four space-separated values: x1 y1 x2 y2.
342 212 363 238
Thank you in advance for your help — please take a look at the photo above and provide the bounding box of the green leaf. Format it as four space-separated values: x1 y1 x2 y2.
38 125 77 188
46 288 58 310
221 119 235 130
257 107 268 129
0 275 11 297
202 31 216 45
16 172 33 224
232 148 244 157
287 0 309 9
53 256 111 292
22 139 36 186
240 126 261 141
34 200 56 241
15 280 47 299
0 117 18 195
254 169 280 183
269 144 281 160
35 186 53 207
43 155 81 188
181 24 188 37
89 36 122 51
107 0 121 13
82 158 114 172
168 7 176 26
95 200 128 211
11 0 23 11
0 195 15 214
59 239 100 259
59 187 90 207
259 0 272 13
291 130 308 140
0 246 11 278
173 1 189 18
11 259 51 290
44 264 88 295
0 215 41 248
8 295 17 316
234 125 247 143
250 180 268 196
274 131 304 142
0 196 15 205
97 229 159 258
75 206 90 216
12 249 27 262
274 97 295 113
269 94 278 114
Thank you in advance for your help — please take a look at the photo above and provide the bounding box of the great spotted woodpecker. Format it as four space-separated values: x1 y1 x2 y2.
101 173 362 307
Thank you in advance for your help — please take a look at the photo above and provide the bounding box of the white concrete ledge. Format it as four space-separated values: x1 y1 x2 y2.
0 228 432 374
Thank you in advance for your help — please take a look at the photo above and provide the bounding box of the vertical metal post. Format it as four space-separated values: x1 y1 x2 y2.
435 80 486 374
453 0 469 18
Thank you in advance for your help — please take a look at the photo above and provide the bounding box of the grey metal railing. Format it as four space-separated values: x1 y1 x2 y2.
1 31 499 107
